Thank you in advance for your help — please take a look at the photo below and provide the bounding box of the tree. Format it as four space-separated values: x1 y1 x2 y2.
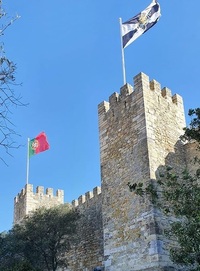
128 108 200 271
0 0 24 164
0 204 80 271
182 108 200 143
0 230 36 271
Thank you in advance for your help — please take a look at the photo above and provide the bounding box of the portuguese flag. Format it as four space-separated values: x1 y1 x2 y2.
29 132 50 157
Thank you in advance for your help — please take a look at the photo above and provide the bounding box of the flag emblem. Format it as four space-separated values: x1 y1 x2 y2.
31 140 39 151
139 13 148 26
122 0 161 48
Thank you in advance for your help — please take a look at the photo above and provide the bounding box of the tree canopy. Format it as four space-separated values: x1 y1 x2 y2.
0 204 80 271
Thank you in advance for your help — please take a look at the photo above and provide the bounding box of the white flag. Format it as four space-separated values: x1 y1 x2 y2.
122 0 161 48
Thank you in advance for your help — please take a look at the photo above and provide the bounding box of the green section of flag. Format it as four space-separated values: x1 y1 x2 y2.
29 138 36 157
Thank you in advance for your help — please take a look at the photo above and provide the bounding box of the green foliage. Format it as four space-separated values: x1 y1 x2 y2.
0 205 80 271
0 230 37 271
181 108 200 143
127 108 200 270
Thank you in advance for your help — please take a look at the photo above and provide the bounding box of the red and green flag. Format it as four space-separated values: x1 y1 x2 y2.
29 132 50 157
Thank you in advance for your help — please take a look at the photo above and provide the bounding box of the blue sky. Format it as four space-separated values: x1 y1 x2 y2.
1 0 200 232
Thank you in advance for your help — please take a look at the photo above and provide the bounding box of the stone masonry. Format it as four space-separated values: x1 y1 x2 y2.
98 72 186 271
14 184 64 224
14 72 199 271
65 186 103 271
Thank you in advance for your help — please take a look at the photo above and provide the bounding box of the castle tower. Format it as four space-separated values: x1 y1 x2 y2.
98 72 186 271
14 184 64 224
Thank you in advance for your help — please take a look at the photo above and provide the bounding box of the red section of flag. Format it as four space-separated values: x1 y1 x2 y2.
35 132 50 154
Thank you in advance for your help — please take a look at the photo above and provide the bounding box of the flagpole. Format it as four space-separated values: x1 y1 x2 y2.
119 17 126 85
26 138 30 185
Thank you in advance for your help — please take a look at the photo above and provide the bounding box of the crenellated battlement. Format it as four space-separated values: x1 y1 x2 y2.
72 186 101 207
14 184 64 203
98 72 183 114
14 184 64 224
98 72 186 179
14 188 26 202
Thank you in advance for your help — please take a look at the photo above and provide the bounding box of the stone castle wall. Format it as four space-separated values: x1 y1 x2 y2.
14 184 64 224
140 73 186 177
13 72 199 271
14 184 104 271
98 72 186 271
184 141 200 175
66 187 103 271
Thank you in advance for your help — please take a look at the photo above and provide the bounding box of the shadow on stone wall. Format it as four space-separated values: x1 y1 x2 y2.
151 139 200 271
